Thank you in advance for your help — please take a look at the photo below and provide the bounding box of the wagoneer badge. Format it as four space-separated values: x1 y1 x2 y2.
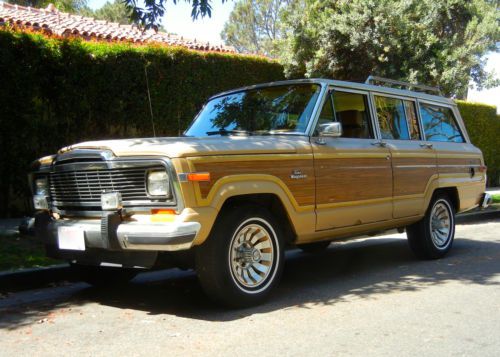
290 169 307 180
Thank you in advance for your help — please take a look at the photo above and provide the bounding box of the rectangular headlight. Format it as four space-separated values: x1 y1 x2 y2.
34 177 48 196
147 170 170 197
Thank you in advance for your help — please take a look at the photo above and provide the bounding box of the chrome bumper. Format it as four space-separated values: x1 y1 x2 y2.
481 193 492 209
36 213 201 252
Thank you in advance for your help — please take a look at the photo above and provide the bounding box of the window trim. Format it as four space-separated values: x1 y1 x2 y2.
312 86 376 140
304 83 330 136
403 100 422 141
416 99 468 144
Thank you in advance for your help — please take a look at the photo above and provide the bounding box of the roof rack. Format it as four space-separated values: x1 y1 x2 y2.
365 75 441 95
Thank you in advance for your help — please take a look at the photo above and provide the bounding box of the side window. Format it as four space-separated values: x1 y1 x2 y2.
404 101 421 140
374 96 409 140
419 103 465 143
316 91 373 139
334 91 373 139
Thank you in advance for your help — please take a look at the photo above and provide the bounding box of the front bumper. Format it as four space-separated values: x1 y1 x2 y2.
35 212 201 252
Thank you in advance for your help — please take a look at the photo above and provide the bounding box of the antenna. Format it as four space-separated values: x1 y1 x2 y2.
144 63 157 137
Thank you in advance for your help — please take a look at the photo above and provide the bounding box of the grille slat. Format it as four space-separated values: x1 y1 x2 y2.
49 165 165 210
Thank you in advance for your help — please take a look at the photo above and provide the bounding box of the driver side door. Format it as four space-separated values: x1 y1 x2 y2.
312 88 393 231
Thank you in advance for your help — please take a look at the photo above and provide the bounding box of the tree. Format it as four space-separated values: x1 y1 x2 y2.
9 0 226 31
79 0 133 25
125 0 227 30
221 0 289 56
279 0 500 97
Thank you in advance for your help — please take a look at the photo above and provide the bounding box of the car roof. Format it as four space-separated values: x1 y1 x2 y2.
209 78 455 105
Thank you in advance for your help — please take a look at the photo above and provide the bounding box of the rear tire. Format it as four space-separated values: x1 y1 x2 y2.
406 194 456 259
195 205 284 308
70 263 138 287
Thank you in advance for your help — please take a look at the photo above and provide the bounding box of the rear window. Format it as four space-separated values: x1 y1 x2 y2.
419 103 465 143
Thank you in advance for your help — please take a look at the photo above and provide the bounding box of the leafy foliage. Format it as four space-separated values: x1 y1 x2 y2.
456 100 500 186
279 0 499 97
126 0 227 30
0 29 284 216
7 0 227 30
221 0 289 56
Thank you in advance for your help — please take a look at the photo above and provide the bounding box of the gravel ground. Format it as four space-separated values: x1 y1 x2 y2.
1 218 499 356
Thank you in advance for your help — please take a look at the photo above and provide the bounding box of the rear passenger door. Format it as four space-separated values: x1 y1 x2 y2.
312 88 393 230
371 94 438 218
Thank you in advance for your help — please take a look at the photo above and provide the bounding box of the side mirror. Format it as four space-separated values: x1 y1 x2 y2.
318 122 342 137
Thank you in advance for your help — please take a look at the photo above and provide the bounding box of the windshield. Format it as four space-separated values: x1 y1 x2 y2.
185 83 322 137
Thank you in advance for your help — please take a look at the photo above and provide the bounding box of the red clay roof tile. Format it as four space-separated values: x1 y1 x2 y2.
0 2 235 53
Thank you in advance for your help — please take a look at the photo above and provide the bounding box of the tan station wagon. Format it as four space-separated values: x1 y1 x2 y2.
31 77 491 307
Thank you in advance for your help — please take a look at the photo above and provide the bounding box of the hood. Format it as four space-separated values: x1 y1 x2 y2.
59 136 312 158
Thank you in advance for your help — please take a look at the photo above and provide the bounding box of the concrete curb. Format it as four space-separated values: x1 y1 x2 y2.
0 263 73 293
456 207 500 223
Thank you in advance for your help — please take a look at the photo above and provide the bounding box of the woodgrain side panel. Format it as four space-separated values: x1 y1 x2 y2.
192 158 315 206
437 157 482 175
315 157 392 205
392 157 436 196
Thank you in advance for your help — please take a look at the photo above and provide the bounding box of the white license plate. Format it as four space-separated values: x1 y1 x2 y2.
57 226 86 251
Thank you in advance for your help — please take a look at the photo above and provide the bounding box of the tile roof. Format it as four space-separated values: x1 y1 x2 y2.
0 2 235 53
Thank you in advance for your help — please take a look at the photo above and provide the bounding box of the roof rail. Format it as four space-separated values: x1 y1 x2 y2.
365 75 441 95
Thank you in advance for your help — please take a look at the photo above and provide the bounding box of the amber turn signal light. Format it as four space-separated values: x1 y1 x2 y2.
187 172 211 182
150 209 176 222
151 209 176 215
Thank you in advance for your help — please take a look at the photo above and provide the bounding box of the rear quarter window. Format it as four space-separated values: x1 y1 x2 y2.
419 103 465 143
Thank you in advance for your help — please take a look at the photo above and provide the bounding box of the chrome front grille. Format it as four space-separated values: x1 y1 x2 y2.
49 165 164 209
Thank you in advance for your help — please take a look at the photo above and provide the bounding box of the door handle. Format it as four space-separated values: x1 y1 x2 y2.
371 141 387 148
315 138 327 145
420 143 433 149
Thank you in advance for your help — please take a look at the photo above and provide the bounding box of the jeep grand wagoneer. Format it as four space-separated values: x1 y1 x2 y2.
31 77 491 307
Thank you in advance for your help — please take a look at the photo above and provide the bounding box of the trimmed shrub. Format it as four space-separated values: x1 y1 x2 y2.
0 29 284 216
456 100 500 187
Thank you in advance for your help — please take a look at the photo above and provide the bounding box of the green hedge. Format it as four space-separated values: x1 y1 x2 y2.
456 100 500 187
0 29 284 216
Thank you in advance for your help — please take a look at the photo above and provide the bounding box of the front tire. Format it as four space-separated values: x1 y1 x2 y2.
406 194 456 259
195 205 284 307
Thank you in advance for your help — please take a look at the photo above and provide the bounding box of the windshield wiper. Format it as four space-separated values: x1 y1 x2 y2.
206 129 249 136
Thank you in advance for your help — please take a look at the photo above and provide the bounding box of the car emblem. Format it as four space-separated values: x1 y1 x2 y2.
290 169 307 180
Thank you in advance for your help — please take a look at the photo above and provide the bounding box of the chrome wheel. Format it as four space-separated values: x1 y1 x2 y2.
229 219 276 292
430 200 452 249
